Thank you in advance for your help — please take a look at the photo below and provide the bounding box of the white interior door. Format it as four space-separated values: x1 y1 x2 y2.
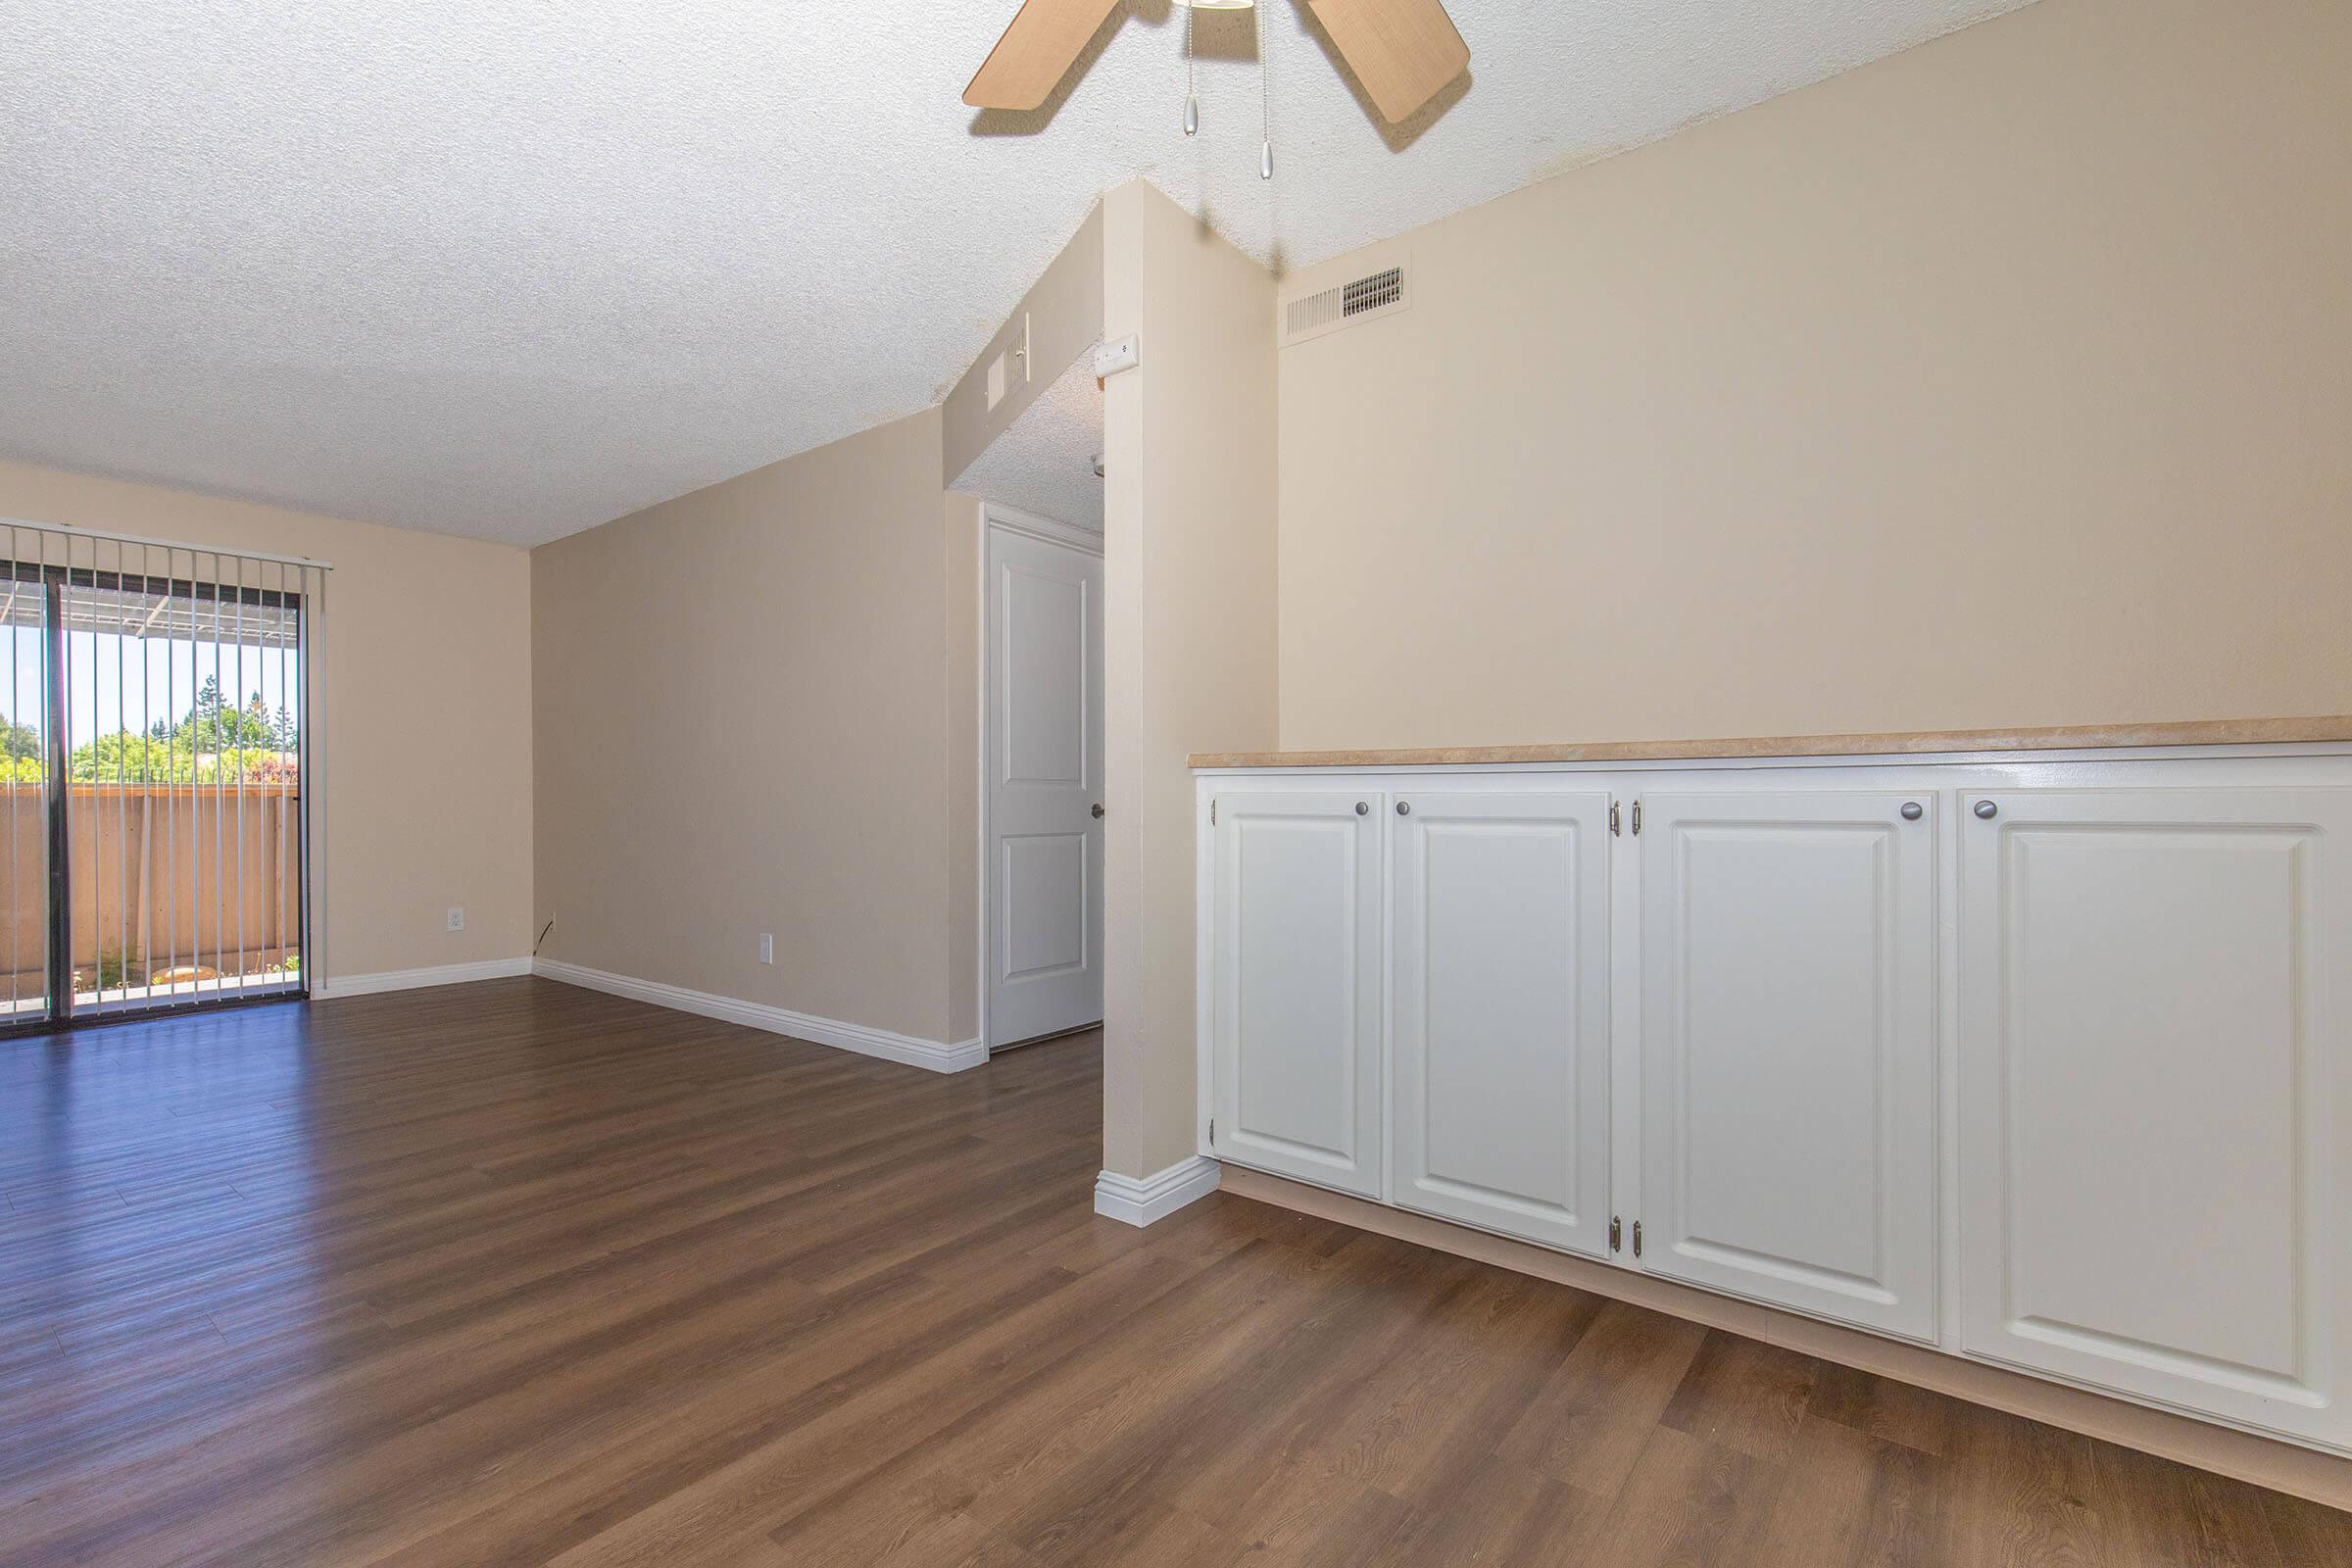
1639 790 1940 1342
1391 790 1612 1254
1211 790 1384 1198
1959 786 2352 1446
986 522 1103 1047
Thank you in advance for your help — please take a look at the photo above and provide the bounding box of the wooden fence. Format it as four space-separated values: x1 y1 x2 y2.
0 783 300 1001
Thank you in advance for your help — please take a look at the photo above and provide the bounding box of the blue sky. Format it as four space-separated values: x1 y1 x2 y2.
6 625 302 748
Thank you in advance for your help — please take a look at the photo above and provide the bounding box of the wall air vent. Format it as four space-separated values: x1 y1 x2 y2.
1342 267 1403 316
1280 258 1409 348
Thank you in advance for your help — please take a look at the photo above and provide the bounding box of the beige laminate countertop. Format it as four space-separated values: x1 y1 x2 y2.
1188 715 2352 770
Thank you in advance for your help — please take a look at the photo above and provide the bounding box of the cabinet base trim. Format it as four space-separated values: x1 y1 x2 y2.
1096 1156 1222 1227
1218 1165 2352 1512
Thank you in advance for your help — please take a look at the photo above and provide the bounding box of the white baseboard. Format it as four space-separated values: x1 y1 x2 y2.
1095 1155 1222 1227
314 956 535 1000
531 958 987 1074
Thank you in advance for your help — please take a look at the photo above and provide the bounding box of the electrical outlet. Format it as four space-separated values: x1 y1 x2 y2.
758 933 774 965
446 906 466 933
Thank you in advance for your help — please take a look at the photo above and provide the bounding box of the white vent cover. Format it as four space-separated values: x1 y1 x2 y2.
1280 260 1409 347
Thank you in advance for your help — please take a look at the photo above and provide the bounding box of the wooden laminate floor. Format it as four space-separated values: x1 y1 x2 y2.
2 978 2346 1567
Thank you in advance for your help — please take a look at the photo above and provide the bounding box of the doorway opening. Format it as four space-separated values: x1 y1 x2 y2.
956 344 1108 1054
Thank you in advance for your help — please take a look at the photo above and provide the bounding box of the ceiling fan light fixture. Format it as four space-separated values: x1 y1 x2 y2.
966 0 1466 122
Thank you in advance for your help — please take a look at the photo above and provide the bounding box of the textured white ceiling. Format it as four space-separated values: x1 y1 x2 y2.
953 348 1105 530
0 0 2034 545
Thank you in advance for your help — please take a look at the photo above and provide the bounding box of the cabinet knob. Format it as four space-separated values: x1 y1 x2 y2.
1900 801 1924 821
1355 801 1369 815
1396 801 1411 815
1975 800 1999 820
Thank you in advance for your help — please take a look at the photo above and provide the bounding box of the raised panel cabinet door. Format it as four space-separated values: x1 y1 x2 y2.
1211 790 1384 1198
1959 787 2352 1448
1390 791 1611 1254
1640 791 1939 1342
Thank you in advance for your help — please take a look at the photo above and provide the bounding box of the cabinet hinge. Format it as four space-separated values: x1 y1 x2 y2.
1609 802 1621 837
1209 799 1216 826
1207 1117 1214 1146
1631 800 1642 836
1608 1215 1622 1252
1632 1220 1643 1257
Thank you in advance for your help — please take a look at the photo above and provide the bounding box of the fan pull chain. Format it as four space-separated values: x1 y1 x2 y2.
1258 5 1272 178
1184 3 1199 136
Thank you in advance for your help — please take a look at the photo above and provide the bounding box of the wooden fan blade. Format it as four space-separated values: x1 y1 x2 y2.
1305 0 1471 123
963 0 1124 111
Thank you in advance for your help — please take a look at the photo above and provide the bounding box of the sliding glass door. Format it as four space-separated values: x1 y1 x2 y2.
2 563 48 1023
1 527 317 1031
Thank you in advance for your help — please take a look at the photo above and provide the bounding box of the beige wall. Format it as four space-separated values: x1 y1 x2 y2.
1100 180 1281 1178
943 204 1105 486
532 408 978 1046
1276 0 2352 751
0 460 535 981
944 490 981 1046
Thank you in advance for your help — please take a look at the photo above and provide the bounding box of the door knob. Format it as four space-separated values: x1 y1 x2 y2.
1091 804 1104 818
1900 801 1924 821
1975 800 1998 819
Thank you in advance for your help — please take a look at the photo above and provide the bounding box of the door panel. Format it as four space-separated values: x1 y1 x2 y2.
1640 791 1938 1341
1003 566 1086 786
1002 833 1085 980
986 526 1103 1045
1212 790 1383 1197
1391 791 1611 1253
1960 787 2352 1446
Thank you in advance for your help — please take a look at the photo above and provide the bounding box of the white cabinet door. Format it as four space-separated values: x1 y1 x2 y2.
1639 791 1939 1341
1960 787 2352 1447
1210 790 1384 1198
1390 791 1612 1254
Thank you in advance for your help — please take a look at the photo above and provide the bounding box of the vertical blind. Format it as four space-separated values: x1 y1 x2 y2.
1 521 328 1026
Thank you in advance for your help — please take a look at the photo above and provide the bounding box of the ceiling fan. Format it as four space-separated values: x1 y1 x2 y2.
963 0 1470 124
